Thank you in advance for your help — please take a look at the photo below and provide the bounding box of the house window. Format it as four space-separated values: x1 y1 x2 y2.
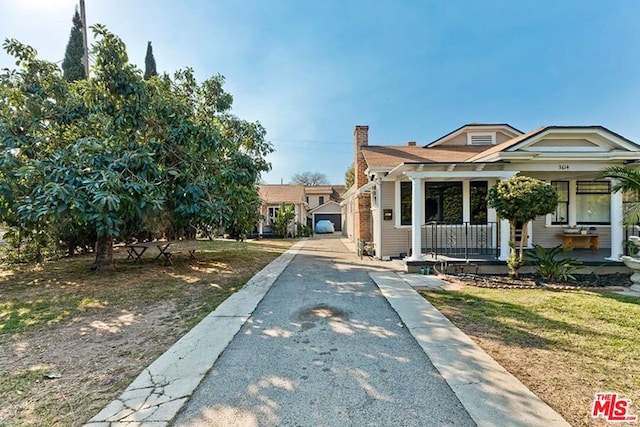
267 207 279 224
400 181 412 225
467 132 496 145
576 181 610 224
470 181 488 224
306 196 309 204
425 182 462 223
319 196 324 205
551 181 569 225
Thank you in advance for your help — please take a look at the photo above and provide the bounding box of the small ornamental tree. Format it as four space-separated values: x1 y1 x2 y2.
345 163 354 188
487 176 558 276
272 203 295 237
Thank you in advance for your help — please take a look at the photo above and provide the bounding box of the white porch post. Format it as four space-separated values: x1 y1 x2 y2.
258 220 263 235
499 218 510 261
607 183 624 261
462 180 471 223
373 180 382 258
408 177 424 261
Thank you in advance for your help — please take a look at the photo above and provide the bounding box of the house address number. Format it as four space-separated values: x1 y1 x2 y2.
558 164 570 170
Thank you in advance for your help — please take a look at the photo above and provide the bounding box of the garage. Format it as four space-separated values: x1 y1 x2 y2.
310 201 342 232
314 213 342 232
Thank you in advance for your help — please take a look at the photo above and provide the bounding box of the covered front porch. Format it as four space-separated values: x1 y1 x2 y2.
376 166 626 266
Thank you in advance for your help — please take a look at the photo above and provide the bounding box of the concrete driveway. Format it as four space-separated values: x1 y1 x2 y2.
173 234 474 426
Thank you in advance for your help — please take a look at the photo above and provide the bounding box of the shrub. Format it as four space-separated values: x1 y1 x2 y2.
525 244 583 282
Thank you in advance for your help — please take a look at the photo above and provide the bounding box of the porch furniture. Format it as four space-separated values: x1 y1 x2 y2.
561 233 598 250
125 241 197 265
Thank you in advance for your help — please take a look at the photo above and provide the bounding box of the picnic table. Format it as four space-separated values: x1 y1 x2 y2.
125 241 197 265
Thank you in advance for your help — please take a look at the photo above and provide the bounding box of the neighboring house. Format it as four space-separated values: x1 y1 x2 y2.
257 184 345 235
305 185 345 231
258 185 308 236
342 124 640 263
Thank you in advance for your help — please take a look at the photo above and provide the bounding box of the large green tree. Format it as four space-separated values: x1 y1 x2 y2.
144 41 157 80
0 25 272 271
487 175 558 275
61 9 86 81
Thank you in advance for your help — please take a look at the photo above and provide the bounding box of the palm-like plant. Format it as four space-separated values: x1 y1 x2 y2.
599 166 640 225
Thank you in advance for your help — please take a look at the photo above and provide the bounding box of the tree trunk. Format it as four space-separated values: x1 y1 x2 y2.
519 221 530 262
93 235 115 271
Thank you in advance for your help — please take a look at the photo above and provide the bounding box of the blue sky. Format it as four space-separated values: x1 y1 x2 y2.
1 1 640 184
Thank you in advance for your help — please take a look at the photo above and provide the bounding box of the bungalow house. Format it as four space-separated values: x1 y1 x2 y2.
257 184 345 235
342 124 640 265
258 185 308 236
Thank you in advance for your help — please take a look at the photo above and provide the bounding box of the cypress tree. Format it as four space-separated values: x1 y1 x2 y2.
61 9 86 81
144 41 158 80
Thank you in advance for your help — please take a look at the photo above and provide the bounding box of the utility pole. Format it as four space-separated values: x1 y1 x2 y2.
79 0 89 78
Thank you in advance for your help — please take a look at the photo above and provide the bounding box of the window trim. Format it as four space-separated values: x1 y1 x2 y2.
551 180 569 225
575 180 611 225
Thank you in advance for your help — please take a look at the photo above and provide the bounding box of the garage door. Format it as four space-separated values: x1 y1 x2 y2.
314 214 342 232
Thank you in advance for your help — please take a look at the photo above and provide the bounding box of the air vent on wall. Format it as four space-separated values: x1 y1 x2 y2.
467 132 496 145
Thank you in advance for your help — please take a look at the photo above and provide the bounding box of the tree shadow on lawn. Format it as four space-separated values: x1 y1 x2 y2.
423 291 610 350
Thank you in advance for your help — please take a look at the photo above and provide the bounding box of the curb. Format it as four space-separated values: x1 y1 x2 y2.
85 240 306 427
371 271 571 427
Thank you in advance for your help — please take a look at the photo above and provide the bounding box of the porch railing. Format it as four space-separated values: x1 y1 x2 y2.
414 221 499 259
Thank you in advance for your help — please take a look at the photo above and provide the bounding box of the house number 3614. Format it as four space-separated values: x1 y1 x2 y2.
559 164 570 170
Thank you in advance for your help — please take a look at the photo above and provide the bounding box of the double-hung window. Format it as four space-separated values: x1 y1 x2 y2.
425 182 463 223
400 182 412 226
551 181 569 225
576 181 610 224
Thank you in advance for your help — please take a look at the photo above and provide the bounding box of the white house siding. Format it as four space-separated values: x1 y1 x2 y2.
531 216 611 249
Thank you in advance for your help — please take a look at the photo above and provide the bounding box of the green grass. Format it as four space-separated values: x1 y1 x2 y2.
422 288 640 426
0 238 293 426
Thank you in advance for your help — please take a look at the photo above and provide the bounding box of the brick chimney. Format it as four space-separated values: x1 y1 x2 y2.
353 125 372 243
407 141 416 146
354 125 369 189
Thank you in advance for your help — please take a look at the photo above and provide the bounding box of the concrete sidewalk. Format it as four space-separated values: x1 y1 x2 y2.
87 234 569 426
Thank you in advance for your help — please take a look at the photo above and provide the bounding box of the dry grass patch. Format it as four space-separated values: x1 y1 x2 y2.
422 287 640 427
0 238 293 426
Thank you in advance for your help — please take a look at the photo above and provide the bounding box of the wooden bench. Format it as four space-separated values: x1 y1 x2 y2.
561 233 598 250
161 249 197 265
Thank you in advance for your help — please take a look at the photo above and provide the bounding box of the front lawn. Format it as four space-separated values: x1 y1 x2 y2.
422 287 640 427
0 238 293 426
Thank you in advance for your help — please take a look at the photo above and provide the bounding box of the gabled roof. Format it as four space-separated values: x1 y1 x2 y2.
305 185 339 194
258 185 306 204
426 123 523 147
362 145 487 169
466 125 640 162
309 200 341 213
465 127 547 162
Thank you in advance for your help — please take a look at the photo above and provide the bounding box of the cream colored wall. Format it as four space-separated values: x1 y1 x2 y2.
531 216 611 248
379 180 411 257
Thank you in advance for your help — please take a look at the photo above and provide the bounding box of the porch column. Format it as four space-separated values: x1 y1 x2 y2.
462 180 471 222
258 220 263 235
499 218 510 261
607 183 624 261
373 180 382 258
408 177 424 261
